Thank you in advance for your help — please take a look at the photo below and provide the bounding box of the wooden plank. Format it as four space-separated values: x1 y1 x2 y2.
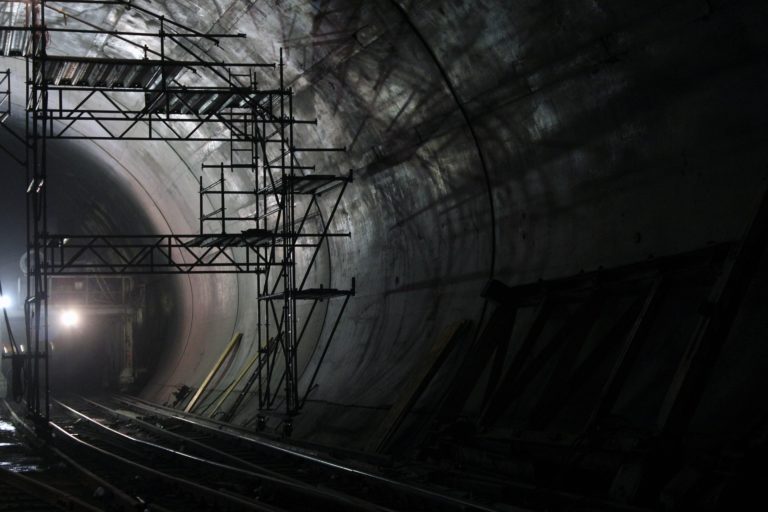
658 184 768 435
480 299 551 427
434 305 518 424
527 292 605 429
528 287 661 429
370 320 471 453
584 278 664 430
207 353 260 418
184 332 242 413
479 294 600 428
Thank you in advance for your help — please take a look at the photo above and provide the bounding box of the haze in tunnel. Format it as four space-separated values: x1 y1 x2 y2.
0 117 183 393
2 2 768 508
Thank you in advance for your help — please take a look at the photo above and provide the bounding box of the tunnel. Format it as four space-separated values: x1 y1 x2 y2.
0 1 767 510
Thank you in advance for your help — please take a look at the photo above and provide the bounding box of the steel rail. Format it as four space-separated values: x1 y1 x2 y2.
0 466 103 512
49 420 284 512
55 399 395 512
3 399 151 512
115 394 503 512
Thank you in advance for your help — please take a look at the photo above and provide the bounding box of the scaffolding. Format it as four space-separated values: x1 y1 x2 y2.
0 0 354 431
0 68 9 122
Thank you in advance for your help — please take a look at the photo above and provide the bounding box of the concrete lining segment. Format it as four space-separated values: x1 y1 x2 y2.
1 0 766 450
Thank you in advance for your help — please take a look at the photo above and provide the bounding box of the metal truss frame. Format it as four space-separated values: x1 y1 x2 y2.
41 232 350 275
196 50 354 428
0 68 8 122
0 0 354 429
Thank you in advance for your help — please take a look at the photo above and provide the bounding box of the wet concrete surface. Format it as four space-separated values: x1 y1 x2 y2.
0 415 46 474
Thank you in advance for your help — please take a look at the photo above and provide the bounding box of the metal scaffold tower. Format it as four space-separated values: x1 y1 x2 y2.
197 51 354 424
0 0 354 431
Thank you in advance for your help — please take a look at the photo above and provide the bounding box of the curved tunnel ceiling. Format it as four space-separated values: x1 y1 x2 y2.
1 0 767 451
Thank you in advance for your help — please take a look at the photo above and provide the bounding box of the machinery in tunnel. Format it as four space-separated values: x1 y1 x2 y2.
0 0 766 510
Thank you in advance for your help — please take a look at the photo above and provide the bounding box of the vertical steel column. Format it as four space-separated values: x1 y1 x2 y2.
42 0 49 423
159 16 168 119
198 176 203 234
252 75 266 409
278 48 296 415
25 0 50 425
24 1 32 412
220 163 225 233
261 92 273 408
24 3 32 412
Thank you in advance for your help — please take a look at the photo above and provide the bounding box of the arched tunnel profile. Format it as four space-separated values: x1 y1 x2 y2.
0 1 768 511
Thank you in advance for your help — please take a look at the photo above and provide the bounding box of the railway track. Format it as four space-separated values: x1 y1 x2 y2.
0 467 102 512
42 395 503 512
2 399 141 511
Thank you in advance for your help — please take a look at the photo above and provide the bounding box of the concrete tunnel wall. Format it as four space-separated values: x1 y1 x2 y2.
3 1 768 449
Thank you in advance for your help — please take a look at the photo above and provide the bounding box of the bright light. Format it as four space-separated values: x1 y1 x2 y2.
61 309 80 328
0 295 10 309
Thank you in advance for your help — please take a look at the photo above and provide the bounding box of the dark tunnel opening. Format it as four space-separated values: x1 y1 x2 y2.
0 119 184 396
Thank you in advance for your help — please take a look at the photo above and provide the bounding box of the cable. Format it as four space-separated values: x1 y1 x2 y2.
389 1 497 281
388 1 498 343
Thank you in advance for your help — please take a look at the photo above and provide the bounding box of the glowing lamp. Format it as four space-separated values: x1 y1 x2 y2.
61 309 80 328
